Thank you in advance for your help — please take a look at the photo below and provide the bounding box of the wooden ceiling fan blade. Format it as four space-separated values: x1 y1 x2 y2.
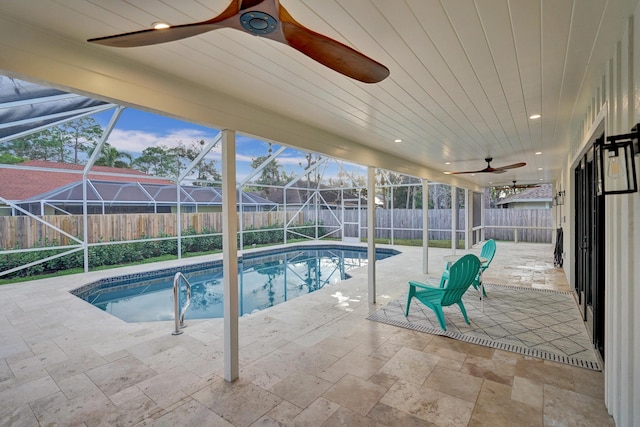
448 170 483 175
493 162 527 172
279 6 389 83
88 0 240 47
88 24 222 47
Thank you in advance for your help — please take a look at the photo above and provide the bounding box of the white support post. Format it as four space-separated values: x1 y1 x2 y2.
82 106 124 272
176 183 182 259
422 179 429 274
481 190 486 242
465 189 471 249
451 185 457 253
222 129 239 382
367 167 376 304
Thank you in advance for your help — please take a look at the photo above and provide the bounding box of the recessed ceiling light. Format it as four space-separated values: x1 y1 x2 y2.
529 114 541 120
538 167 543 171
539 178 544 181
445 162 451 165
152 21 170 29
394 139 402 143
535 151 542 155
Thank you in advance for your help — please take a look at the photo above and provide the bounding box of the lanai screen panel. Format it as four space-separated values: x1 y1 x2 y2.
0 76 109 139
91 181 153 203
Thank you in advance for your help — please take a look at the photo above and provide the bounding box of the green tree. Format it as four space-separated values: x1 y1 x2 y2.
0 117 102 164
0 152 26 164
174 139 221 185
249 143 286 194
91 143 133 168
133 145 179 177
1 129 65 161
60 117 103 164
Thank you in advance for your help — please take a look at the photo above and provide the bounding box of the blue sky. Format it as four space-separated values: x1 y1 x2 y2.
93 107 308 181
92 107 369 184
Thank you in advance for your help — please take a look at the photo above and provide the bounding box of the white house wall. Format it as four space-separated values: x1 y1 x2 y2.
565 9 640 426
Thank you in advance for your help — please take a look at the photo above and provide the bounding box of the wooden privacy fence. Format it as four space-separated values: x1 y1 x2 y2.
310 208 553 243
0 211 297 249
0 208 552 249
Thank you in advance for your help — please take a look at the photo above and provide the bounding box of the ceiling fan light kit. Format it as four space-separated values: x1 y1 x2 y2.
88 0 389 84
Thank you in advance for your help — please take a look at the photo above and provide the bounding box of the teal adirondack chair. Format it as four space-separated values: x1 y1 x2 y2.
405 254 481 330
440 239 497 297
473 239 497 296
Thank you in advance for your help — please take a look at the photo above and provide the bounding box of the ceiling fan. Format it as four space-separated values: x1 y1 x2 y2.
508 180 539 190
445 157 526 175
87 0 390 84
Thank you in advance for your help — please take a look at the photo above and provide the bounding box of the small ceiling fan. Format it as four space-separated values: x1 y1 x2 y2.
508 180 539 190
87 0 390 84
446 157 526 175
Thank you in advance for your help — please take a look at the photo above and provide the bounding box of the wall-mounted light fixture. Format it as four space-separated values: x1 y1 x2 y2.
595 124 639 195
554 190 565 206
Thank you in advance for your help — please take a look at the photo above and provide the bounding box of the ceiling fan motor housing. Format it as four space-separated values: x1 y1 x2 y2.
240 11 277 35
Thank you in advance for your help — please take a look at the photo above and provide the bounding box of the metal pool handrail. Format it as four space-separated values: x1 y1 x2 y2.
171 272 192 336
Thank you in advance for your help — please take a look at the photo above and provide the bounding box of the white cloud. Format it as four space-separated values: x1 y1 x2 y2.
106 128 221 156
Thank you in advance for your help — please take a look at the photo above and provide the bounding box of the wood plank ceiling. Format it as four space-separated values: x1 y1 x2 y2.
0 0 637 188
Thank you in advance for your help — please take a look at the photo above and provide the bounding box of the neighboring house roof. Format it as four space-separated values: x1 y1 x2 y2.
17 179 277 207
496 183 553 205
259 181 365 206
0 160 172 201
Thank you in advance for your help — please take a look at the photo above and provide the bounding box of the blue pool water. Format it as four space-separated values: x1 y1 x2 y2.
72 245 398 323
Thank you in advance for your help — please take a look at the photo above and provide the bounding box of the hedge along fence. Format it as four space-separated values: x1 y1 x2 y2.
0 221 325 279
0 211 299 249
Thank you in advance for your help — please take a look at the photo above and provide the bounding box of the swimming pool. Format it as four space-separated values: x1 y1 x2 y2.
71 245 398 323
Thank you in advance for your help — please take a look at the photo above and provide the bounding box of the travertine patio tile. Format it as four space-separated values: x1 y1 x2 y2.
269 370 333 408
380 379 474 426
265 400 303 425
379 346 440 384
461 354 515 385
0 405 38 427
136 365 201 405
318 349 386 383
290 397 339 427
192 379 281 427
511 376 543 408
469 380 542 427
424 367 483 402
47 350 107 381
323 374 387 416
366 402 429 426
544 384 614 426
145 398 233 427
0 375 59 411
311 336 360 358
85 354 157 396
321 406 373 426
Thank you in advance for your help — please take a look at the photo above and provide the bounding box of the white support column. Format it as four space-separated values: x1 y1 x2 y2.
481 190 486 242
222 129 239 382
367 167 376 304
422 179 429 274
82 105 124 272
465 189 471 249
451 185 457 253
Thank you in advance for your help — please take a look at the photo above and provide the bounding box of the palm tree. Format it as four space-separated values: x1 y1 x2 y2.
92 144 133 168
